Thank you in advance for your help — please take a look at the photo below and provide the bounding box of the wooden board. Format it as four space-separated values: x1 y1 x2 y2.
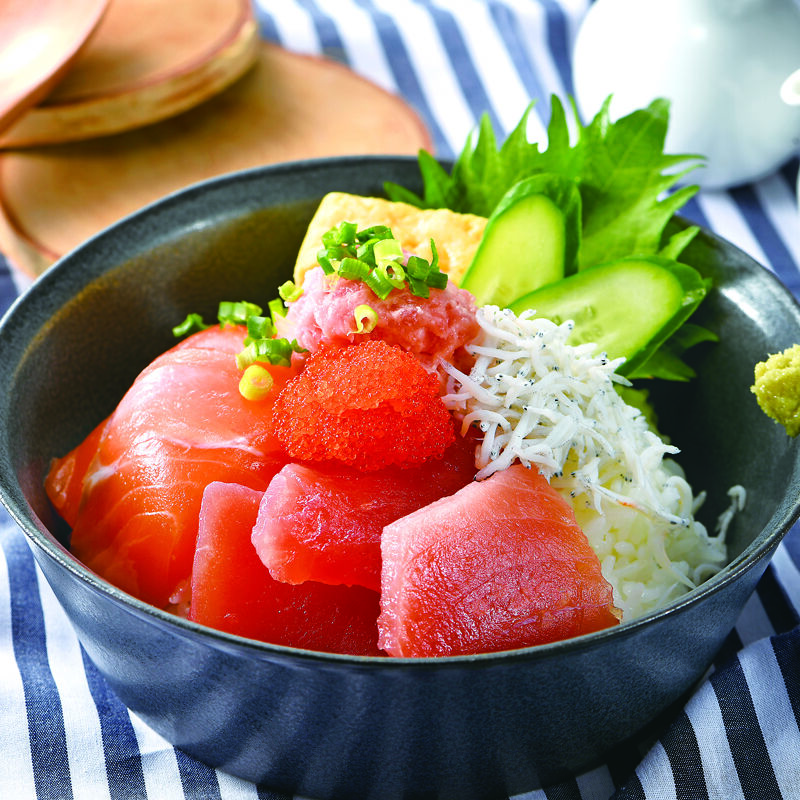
0 42 432 278
0 0 109 133
0 0 259 147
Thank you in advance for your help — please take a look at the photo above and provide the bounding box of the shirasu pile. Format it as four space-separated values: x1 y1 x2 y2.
441 306 738 620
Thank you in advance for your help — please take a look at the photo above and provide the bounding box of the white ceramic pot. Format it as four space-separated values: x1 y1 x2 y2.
782 68 800 212
572 0 800 188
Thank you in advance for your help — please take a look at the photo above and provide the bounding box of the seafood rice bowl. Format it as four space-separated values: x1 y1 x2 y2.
1 100 799 799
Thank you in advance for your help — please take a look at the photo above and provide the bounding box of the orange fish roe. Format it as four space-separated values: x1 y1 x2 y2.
273 340 455 470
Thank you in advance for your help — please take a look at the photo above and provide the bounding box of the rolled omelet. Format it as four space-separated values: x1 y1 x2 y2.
294 192 487 286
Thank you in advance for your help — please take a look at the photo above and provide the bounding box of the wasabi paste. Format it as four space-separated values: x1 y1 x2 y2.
752 344 800 437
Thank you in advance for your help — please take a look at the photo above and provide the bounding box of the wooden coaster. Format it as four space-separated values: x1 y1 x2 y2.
0 0 109 133
0 42 432 278
0 0 259 147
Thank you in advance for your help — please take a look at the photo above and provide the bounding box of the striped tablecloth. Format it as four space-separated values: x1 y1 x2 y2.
1 1 799 798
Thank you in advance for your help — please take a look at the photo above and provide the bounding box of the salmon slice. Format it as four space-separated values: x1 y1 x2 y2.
252 432 476 591
378 464 621 657
48 326 296 608
45 416 109 527
190 481 383 656
44 323 259 527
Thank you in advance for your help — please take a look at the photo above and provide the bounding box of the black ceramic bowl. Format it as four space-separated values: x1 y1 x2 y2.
1 156 799 800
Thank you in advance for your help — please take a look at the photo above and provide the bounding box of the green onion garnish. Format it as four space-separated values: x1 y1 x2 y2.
373 237 404 268
351 304 378 335
426 269 447 291
323 220 358 247
364 269 395 300
239 364 274 401
356 224 393 241
246 315 277 341
315 222 448 300
338 257 371 282
174 295 305 370
375 263 406 290
268 297 287 321
236 337 305 370
278 280 303 304
218 300 263 326
407 276 429 298
172 313 210 338
405 255 430 281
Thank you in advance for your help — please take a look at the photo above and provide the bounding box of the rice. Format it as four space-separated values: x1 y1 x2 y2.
440 305 735 620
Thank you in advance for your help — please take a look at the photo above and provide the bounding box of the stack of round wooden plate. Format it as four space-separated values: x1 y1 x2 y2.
0 0 431 277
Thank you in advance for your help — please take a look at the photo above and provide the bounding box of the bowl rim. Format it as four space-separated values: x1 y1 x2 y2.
1 153 799 668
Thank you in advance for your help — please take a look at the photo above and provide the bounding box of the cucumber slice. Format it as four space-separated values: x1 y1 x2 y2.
508 255 709 376
459 173 581 306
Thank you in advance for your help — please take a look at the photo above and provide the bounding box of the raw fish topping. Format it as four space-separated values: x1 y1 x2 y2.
190 481 382 656
378 465 621 657
273 339 455 470
48 326 296 608
278 265 479 372
251 434 476 593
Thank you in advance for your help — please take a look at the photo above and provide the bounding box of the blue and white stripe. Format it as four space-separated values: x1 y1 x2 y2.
1 0 800 797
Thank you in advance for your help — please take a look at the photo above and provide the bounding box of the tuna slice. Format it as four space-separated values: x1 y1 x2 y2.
252 433 477 591
190 481 383 656
45 326 296 608
378 465 621 657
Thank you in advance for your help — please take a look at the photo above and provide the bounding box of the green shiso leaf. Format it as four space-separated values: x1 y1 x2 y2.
385 95 704 270
627 323 719 381
576 97 702 267
659 225 700 261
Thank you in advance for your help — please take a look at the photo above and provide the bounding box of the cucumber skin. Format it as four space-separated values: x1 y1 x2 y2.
508 255 708 377
460 174 581 306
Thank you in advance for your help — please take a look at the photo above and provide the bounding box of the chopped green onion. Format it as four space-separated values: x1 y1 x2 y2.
356 224 393 242
315 221 448 300
428 238 440 270
317 247 336 275
175 296 305 372
426 269 448 290
172 313 210 338
373 237 404 266
268 297 287 321
245 315 277 341
218 301 263 326
407 276 430 298
405 255 430 281
239 364 275 401
351 304 378 335
235 342 258 371
364 269 395 300
236 337 305 370
355 238 379 262
375 263 406 290
337 257 370 281
278 280 303 303
322 220 358 248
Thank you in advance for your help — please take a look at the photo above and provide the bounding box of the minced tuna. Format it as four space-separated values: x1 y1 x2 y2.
277 266 480 372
